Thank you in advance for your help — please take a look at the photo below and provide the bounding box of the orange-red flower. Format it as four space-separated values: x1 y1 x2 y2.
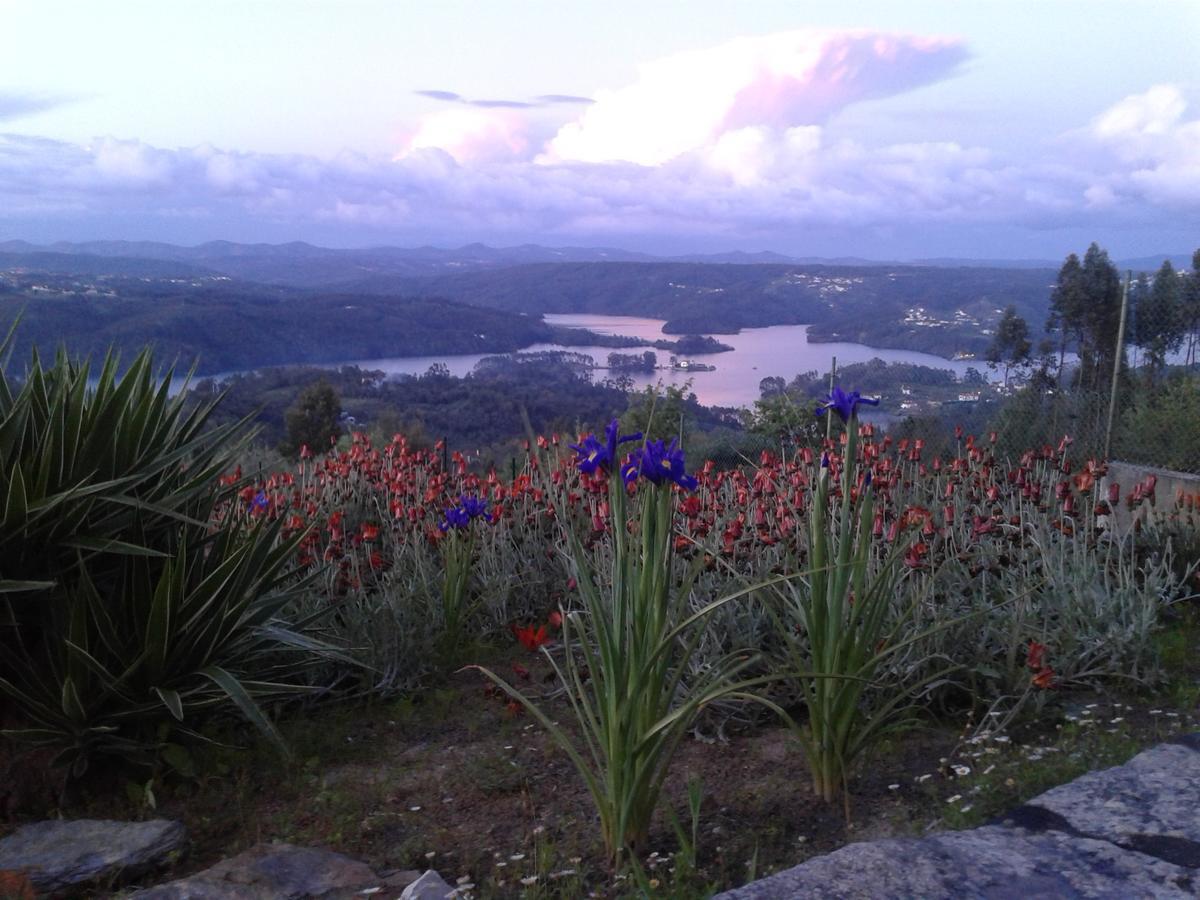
1032 666 1056 689
511 622 551 652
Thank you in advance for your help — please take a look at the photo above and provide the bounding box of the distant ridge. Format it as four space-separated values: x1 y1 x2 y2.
0 239 1189 281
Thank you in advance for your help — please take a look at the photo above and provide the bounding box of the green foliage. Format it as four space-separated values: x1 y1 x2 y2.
1045 244 1125 390
476 457 760 866
0 335 331 772
0 277 613 376
406 261 1055 357
187 357 634 459
745 393 822 445
1133 261 1187 378
621 381 698 443
769 415 934 808
282 378 342 457
986 306 1032 387
1114 373 1200 472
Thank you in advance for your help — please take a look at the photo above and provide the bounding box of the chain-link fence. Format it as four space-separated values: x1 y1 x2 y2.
873 266 1200 474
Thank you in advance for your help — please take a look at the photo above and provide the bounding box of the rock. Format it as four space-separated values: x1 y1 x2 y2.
399 870 456 900
0 818 186 896
379 869 423 892
720 734 1200 899
135 843 384 898
716 825 1197 899
1015 740 1200 866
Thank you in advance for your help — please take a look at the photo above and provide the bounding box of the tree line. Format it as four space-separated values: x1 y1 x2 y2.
986 243 1200 388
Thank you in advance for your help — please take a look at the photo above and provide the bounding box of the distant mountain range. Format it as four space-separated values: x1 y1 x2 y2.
0 239 1190 288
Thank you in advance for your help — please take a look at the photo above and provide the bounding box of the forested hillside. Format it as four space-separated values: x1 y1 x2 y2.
374 261 1057 356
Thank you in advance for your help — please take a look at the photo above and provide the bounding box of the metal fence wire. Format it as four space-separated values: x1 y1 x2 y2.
895 266 1200 474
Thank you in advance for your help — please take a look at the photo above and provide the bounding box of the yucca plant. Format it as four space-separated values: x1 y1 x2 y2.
0 330 339 772
0 518 332 772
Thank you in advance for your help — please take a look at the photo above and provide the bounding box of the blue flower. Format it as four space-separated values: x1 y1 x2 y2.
458 494 489 520
250 491 269 512
569 434 608 474
815 386 880 423
621 438 698 491
570 419 643 474
439 494 490 531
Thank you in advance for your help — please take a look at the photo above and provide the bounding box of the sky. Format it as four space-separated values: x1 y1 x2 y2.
1 0 1198 259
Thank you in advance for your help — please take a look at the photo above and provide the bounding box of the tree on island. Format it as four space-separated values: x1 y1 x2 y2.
986 306 1032 388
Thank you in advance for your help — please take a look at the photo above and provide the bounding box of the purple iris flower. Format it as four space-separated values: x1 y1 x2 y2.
459 494 489 519
815 386 880 423
570 419 643 474
250 491 269 512
439 494 488 531
620 438 698 491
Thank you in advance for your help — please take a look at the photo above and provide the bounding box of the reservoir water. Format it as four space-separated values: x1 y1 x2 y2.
338 314 989 409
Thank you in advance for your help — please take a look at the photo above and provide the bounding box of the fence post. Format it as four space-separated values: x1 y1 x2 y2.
826 356 837 441
1103 272 1131 460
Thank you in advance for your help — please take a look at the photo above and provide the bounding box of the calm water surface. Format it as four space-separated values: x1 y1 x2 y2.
340 314 986 409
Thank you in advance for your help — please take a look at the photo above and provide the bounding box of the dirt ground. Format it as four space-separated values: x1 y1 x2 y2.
2 637 1197 898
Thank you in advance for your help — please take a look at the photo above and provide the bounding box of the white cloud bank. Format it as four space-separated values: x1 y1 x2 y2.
2 31 1198 252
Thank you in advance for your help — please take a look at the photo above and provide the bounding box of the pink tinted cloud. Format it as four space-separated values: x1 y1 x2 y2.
397 107 531 164
543 29 968 166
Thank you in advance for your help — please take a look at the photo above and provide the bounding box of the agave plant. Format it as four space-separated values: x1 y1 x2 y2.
0 331 340 772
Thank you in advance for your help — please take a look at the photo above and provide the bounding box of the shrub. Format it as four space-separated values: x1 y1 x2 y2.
0 337 333 773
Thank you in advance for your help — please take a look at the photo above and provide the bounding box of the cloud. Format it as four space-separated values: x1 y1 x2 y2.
469 99 537 109
0 89 80 121
397 108 530 163
1 32 1196 255
1093 84 1186 142
542 30 968 166
536 94 595 106
414 90 592 110
1077 85 1200 208
414 89 462 102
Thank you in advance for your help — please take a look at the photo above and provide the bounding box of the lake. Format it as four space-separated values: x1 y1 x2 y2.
336 313 989 409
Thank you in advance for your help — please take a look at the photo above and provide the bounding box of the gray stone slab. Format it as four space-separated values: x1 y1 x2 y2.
0 818 187 896
134 843 386 899
399 870 456 899
717 825 1198 899
1019 740 1200 862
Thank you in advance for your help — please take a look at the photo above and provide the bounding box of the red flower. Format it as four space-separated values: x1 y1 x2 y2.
1027 640 1047 670
548 610 563 629
1032 666 1057 690
511 662 531 681
360 522 380 541
901 506 932 529
904 541 929 569
511 622 551 652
